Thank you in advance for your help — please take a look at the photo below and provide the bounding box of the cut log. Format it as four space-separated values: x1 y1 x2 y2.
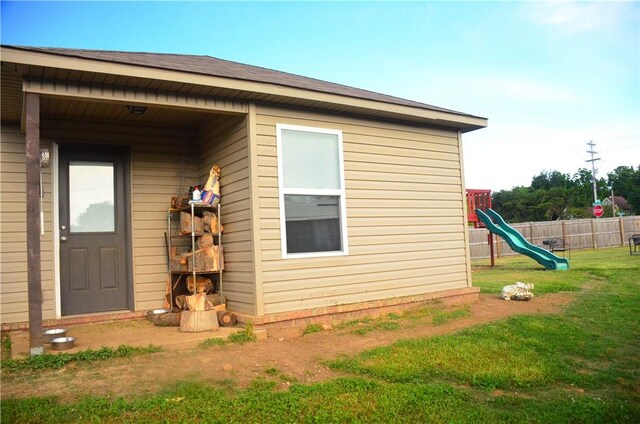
180 310 219 332
197 233 214 249
164 276 171 309
203 211 223 233
185 293 206 311
207 294 224 307
175 295 187 310
188 245 224 272
177 293 223 310
186 275 213 294
169 253 189 272
151 311 182 327
217 311 237 327
170 195 190 210
180 211 204 235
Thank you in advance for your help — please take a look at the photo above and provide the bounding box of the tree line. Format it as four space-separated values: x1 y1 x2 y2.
491 165 640 223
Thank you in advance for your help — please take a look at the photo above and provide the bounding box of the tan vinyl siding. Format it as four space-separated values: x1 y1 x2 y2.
255 105 470 314
130 140 198 311
198 116 255 314
42 120 199 313
0 126 55 323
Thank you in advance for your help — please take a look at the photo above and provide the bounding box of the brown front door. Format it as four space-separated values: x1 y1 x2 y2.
59 145 131 315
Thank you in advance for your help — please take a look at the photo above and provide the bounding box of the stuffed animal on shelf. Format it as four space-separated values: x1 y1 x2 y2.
202 164 221 206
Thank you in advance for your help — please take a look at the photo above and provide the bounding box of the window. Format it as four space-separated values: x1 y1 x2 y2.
69 162 115 232
276 124 348 258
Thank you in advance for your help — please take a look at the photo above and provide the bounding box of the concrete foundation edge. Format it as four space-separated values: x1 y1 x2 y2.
236 287 481 337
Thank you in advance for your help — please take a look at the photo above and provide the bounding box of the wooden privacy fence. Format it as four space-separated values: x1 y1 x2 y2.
469 216 640 260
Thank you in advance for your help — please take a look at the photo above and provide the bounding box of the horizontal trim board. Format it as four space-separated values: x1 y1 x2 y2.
23 79 249 114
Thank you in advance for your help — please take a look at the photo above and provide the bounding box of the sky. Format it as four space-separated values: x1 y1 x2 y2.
2 0 638 192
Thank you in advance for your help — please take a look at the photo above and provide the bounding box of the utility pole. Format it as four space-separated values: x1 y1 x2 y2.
585 141 600 204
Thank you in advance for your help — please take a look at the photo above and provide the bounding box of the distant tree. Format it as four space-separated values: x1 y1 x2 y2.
531 170 571 191
571 168 596 205
607 165 640 214
492 186 539 223
491 165 633 222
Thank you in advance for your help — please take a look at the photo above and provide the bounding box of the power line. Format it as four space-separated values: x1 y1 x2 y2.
585 140 601 204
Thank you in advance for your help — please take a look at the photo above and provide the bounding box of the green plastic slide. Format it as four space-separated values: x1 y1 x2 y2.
476 208 569 271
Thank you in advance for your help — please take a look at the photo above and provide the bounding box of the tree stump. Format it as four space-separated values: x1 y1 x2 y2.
180 310 219 332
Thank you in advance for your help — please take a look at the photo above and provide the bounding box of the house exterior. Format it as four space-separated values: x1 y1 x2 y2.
602 196 633 216
0 46 487 335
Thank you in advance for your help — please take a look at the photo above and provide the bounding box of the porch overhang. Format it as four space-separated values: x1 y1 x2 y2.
2 46 487 133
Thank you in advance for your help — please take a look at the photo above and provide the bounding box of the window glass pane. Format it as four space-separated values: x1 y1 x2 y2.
69 162 115 233
285 195 341 254
282 129 340 190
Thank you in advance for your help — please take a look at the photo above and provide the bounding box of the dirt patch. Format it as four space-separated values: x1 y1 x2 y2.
1 292 574 402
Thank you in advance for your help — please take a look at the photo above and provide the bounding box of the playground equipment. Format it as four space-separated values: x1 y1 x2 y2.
466 189 496 265
476 208 569 271
466 189 492 228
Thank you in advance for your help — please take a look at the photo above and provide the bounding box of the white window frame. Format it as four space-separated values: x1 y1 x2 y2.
276 123 349 259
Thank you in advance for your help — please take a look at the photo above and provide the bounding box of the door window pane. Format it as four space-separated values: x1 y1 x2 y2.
282 129 341 190
69 162 115 233
284 195 341 254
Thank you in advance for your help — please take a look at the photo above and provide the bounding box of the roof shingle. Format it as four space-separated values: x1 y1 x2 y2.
7 45 482 120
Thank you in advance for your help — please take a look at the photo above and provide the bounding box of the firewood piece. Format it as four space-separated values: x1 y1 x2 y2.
170 195 190 210
180 310 219 332
175 295 187 310
188 246 224 272
178 293 221 310
151 311 182 326
217 311 237 327
203 211 223 233
164 276 171 309
170 253 189 272
207 294 224 307
180 211 204 235
186 293 207 311
197 233 214 249
186 275 213 294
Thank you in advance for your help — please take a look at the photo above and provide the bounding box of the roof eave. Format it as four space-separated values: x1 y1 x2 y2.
1 46 487 132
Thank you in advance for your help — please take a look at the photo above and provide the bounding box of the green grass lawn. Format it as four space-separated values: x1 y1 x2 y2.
3 247 639 423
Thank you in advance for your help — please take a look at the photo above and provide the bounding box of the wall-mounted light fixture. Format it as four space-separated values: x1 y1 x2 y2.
126 105 147 115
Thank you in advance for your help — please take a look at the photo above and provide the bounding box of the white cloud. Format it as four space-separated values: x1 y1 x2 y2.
526 0 633 34
462 121 640 191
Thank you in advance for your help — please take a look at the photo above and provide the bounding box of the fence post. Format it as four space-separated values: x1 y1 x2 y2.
619 217 625 246
591 219 597 249
562 220 567 243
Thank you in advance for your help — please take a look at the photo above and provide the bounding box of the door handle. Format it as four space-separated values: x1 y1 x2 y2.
60 236 68 242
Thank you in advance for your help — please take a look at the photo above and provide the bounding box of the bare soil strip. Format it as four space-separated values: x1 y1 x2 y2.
2 293 573 402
